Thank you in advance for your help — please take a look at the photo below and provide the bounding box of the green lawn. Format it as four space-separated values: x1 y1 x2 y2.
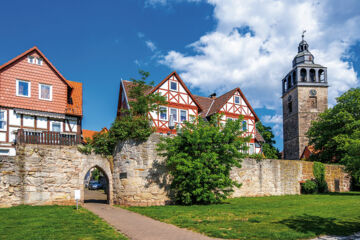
0 205 127 240
124 193 360 240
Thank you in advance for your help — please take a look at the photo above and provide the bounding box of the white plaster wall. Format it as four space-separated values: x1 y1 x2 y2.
9 110 20 126
37 117 47 129
23 115 34 127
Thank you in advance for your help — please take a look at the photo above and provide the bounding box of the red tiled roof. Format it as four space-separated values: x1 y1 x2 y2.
193 95 214 118
0 46 71 88
82 129 98 143
255 129 265 142
66 80 83 116
207 89 238 116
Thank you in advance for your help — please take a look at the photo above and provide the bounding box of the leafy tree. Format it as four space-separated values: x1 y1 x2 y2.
313 162 328 193
256 121 280 159
157 115 250 205
307 88 360 186
88 70 167 156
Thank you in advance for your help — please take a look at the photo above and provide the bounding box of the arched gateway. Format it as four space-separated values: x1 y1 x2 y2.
80 159 113 205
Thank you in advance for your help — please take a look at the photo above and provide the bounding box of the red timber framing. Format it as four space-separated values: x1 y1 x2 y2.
116 71 264 153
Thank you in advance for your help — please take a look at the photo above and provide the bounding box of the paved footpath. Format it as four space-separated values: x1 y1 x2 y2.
310 233 360 240
84 203 220 240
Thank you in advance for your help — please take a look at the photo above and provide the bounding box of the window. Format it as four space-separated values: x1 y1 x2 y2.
288 101 293 113
0 110 6 130
249 143 255 154
170 81 177 91
37 58 43 65
242 120 247 131
189 114 195 122
159 107 167 120
39 84 52 100
28 56 35 64
16 80 30 97
51 122 61 132
180 110 187 122
170 108 178 122
227 117 236 122
0 149 10 155
234 96 240 104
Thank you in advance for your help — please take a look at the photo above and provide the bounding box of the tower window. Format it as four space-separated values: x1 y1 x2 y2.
287 76 291 89
300 69 307 82
310 97 317 109
310 69 316 82
288 101 293 113
319 69 325 82
292 71 297 85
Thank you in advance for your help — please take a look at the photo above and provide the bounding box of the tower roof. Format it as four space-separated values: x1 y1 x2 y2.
292 32 315 67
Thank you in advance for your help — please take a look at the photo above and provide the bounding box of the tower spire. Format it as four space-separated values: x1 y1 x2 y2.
302 30 306 41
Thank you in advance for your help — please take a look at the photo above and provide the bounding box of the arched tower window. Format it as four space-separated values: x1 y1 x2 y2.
310 69 316 82
287 75 292 89
319 69 325 82
300 68 307 82
283 79 287 92
292 71 297 85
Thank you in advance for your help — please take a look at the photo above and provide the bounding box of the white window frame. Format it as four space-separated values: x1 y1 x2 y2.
39 83 53 101
242 120 247 131
16 79 31 97
170 108 178 122
249 143 255 154
28 56 35 64
0 110 6 131
159 106 168 121
234 96 240 104
0 149 10 156
36 57 43 65
51 121 62 132
180 109 187 122
170 81 178 91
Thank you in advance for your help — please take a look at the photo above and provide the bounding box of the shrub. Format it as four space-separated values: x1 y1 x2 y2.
302 180 318 194
157 115 250 205
313 161 328 193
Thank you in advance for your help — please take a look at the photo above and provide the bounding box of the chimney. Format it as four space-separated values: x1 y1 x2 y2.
209 93 216 99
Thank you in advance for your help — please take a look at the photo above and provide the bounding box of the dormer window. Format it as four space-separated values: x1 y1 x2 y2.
28 56 35 64
234 96 240 104
170 81 177 91
37 58 43 65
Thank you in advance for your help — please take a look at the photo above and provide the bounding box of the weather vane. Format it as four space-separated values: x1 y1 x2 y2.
302 30 306 40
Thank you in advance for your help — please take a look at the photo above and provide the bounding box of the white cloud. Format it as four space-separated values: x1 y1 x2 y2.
159 0 360 112
262 114 283 124
137 32 145 38
145 40 157 52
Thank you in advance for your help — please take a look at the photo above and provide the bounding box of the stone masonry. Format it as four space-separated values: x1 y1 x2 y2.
0 135 351 208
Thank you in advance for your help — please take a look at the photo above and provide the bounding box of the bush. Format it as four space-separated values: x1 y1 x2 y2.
302 180 318 194
157 115 250 205
313 162 328 193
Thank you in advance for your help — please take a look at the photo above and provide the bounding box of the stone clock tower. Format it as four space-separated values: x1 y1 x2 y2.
282 33 328 160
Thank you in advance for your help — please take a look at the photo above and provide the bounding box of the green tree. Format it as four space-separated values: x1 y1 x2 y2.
256 121 280 159
89 70 167 156
307 88 360 186
157 115 250 205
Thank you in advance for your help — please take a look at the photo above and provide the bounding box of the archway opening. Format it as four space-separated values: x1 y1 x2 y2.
84 166 109 204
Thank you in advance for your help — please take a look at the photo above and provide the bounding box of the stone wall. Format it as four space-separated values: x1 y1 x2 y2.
112 134 350 206
0 135 351 208
0 145 111 208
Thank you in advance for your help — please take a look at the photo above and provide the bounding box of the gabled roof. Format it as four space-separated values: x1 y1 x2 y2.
0 46 71 88
149 71 203 111
121 71 203 111
255 129 265 143
66 80 83 116
195 88 259 122
193 95 214 118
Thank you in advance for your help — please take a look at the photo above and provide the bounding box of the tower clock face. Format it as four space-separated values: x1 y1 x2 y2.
309 89 317 96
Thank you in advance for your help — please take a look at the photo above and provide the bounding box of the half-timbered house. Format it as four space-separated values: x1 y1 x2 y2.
117 71 264 154
0 47 83 155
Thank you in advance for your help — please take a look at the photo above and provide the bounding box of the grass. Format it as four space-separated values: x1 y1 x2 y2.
123 192 360 240
0 205 127 240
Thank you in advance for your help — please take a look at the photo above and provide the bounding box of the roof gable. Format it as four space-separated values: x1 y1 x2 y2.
149 71 203 111
0 46 71 88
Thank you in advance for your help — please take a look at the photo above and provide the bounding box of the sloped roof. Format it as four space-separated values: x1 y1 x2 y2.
0 46 71 88
193 95 214 118
255 129 265 142
66 80 83 116
82 129 98 143
149 71 203 111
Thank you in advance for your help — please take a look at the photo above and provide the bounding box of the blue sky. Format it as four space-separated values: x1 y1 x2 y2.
1 0 360 150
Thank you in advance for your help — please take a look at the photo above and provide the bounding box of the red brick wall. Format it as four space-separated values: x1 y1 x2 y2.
0 52 68 114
